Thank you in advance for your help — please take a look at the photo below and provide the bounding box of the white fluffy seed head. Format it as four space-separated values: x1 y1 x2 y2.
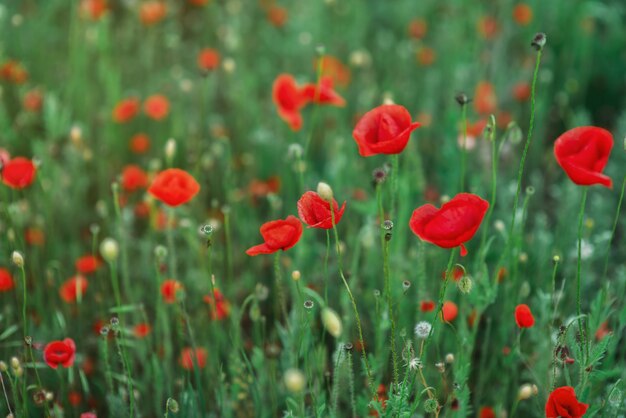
414 321 432 339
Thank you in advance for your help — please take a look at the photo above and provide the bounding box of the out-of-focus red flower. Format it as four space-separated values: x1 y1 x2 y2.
43 338 76 369
112 97 140 123
246 215 303 256
554 126 613 188
69 391 82 406
315 55 351 88
23 89 43 112
0 60 28 84
148 168 200 207
203 289 231 320
188 0 209 5
409 193 489 256
478 16 498 39
416 47 436 66
514 304 535 328
133 323 152 338
512 82 531 102
352 104 421 157
407 18 427 39
0 268 14 292
441 301 458 322
75 255 102 275
80 413 97 418
80 0 108 20
513 3 533 26
60 276 88 303
129 133 151 154
161 279 183 304
140 1 167 25
121 165 149 192
143 94 170 121
179 347 207 369
1 157 37 189
248 176 281 200
420 300 435 312
595 321 611 341
25 227 45 246
441 265 465 281
266 5 288 27
479 406 496 418
467 309 478 328
272 74 307 131
197 48 221 72
297 191 346 229
301 76 346 107
545 386 588 418
474 81 497 115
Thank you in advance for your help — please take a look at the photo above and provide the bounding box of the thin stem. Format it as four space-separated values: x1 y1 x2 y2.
576 188 589 368
459 103 468 192
602 175 626 279
478 118 497 257
391 154 399 218
274 252 289 325
324 229 330 304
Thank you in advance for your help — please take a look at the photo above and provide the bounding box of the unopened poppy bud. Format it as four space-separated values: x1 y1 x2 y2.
154 245 168 261
14 367 23 377
321 307 342 337
518 383 534 400
455 93 470 106
531 32 547 51
424 398 439 413
255 284 269 301
457 275 473 294
291 270 301 281
445 353 455 363
284 368 306 393
165 138 176 160
553 255 560 263
382 92 394 105
440 195 450 204
485 114 496 140
166 398 179 413
10 251 25 269
316 182 333 202
0 361 7 372
70 125 82 144
100 238 119 262
9 357 19 370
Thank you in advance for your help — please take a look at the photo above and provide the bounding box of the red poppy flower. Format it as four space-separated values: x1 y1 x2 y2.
409 193 489 256
246 215 303 256
407 18 428 39
248 176 281 200
0 268 14 292
60 276 88 303
514 304 535 328
441 265 464 281
23 89 43 112
266 5 288 27
112 97 140 123
545 386 589 418
179 347 207 369
80 412 97 418
301 76 346 107
0 60 28 84
121 165 149 192
512 82 531 102
272 74 307 131
420 300 435 312
416 47 436 66
43 338 76 369
148 168 200 207
1 157 36 189
161 279 183 304
133 323 152 338
352 104 421 157
140 1 167 25
197 48 220 72
297 191 346 229
441 301 458 322
474 81 497 114
203 289 230 320
25 227 45 246
477 16 499 40
595 321 610 341
554 126 613 188
80 0 108 20
75 255 102 275
69 391 82 406
144 94 169 121
479 406 496 418
315 55 351 87
129 133 151 154
513 3 533 26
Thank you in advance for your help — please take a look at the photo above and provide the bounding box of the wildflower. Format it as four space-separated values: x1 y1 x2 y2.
148 169 200 207
112 97 140 123
80 0 108 20
43 338 76 369
143 95 170 121
266 5 287 27
246 216 303 256
515 304 535 328
272 74 307 131
352 104 421 156
161 279 183 304
284 368 305 393
474 81 497 115
297 191 346 229
300 76 345 107
442 301 458 322
75 255 102 275
197 48 220 72
139 1 167 25
512 82 531 102
477 16 498 40
315 55 351 87
518 383 534 400
545 386 588 418
513 3 533 25
60 275 88 303
133 323 151 338
409 193 489 256
129 133 151 154
407 18 427 39
1 157 37 189
203 289 231 320
99 238 119 262
416 47 436 66
121 165 149 192
23 89 43 112
321 307 342 337
11 251 24 268
478 406 496 418
420 300 435 312
414 321 432 339
179 347 207 370
0 268 15 292
554 126 613 188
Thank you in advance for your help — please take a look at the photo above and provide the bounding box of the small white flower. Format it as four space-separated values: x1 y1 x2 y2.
408 357 422 370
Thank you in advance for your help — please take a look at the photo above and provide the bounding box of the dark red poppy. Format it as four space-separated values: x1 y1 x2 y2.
409 193 489 256
144 94 169 121
0 268 14 292
1 157 36 189
554 126 613 188
60 276 88 303
246 215 303 256
297 191 346 229
68 391 82 406
420 300 435 312
301 76 346 107
272 74 307 131
121 165 149 192
479 406 496 418
75 255 102 275
179 347 207 369
352 104 421 157
441 301 458 322
43 338 76 369
545 386 588 418
112 97 140 123
161 279 183 304
148 168 200 207
514 304 535 328
197 48 220 72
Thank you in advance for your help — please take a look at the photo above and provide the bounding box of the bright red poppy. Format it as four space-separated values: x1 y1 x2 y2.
513 3 533 26
112 97 140 123
129 133 151 154
60 276 88 303
148 168 200 207
43 338 76 369
80 0 108 20
1 157 37 189
554 126 613 188
420 300 435 312
297 191 346 229
409 193 489 256
197 48 220 72
514 304 535 328
441 301 458 322
479 406 496 418
139 1 167 25
144 95 170 121
301 76 346 107
179 347 207 369
133 323 152 338
272 74 307 131
0 268 14 292
161 279 183 304
246 215 303 256
545 386 588 418
203 289 230 320
121 165 149 192
352 104 421 157
75 255 102 275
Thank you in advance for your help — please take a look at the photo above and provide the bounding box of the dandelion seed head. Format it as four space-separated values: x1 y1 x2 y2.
414 321 432 339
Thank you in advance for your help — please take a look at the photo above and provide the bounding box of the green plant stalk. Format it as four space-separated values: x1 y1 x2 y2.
0 371 13 418
459 103 468 192
602 175 626 280
478 119 498 258
167 208 179 280
224 209 234 283
19 264 28 416
274 252 289 325
576 188 589 370
324 229 330 304
391 154 399 218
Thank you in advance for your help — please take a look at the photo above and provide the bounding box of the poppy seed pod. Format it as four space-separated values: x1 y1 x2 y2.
531 32 547 51
316 182 334 202
321 307 342 337
100 238 119 262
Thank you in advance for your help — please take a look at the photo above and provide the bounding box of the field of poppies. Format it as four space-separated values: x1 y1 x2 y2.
1 0 626 417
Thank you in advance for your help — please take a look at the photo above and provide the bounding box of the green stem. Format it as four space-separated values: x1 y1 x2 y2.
459 103 467 192
602 175 626 280
576 188 589 369
478 117 497 259
274 252 289 325
324 229 330 304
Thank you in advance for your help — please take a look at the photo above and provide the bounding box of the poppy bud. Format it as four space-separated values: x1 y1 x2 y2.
321 307 342 338
457 275 473 294
0 361 6 372
553 255 560 264
166 398 179 413
10 357 20 370
455 93 470 106
100 238 119 262
291 270 301 281
518 383 534 400
424 398 439 413
284 368 306 393
11 251 24 268
165 138 176 161
445 353 455 363
531 32 547 51
316 182 334 202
